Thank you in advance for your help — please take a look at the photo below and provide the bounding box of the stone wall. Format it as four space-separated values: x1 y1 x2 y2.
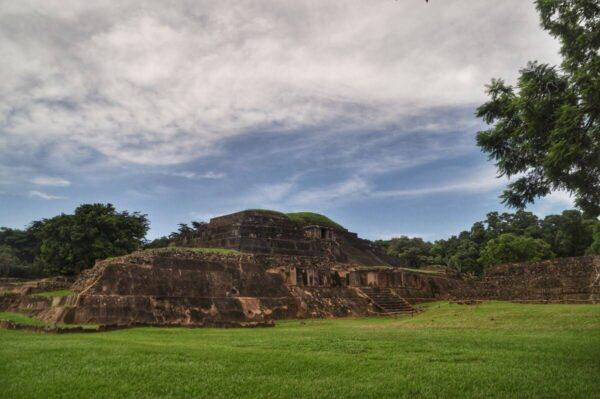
176 210 396 265
190 210 326 257
34 248 460 327
50 249 386 326
453 256 600 303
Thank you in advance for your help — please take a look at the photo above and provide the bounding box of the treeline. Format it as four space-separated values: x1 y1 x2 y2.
0 204 148 278
375 210 600 274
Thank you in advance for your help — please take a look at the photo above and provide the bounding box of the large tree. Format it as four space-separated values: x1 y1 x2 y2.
540 210 597 257
476 0 600 216
479 233 555 267
39 204 149 275
384 236 433 268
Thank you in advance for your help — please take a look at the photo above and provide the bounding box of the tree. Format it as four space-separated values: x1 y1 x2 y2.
476 0 600 216
0 245 23 277
143 236 171 249
482 211 542 240
39 204 149 275
540 210 596 257
384 236 433 268
479 233 555 267
447 239 482 275
0 223 43 265
586 222 600 255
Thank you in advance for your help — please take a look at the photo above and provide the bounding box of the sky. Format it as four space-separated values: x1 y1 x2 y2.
0 0 575 241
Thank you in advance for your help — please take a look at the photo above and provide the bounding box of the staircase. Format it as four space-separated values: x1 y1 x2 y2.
359 287 416 315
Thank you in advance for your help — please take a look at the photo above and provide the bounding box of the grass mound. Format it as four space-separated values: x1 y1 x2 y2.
32 289 73 298
286 212 344 229
1 301 598 398
244 209 289 217
240 209 345 229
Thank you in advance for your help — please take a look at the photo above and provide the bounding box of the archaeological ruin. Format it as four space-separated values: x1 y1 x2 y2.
1 209 599 330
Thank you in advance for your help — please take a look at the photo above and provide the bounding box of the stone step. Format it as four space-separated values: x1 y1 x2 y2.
359 287 416 315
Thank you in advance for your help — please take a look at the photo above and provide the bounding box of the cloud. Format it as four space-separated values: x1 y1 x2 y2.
28 190 66 200
171 171 225 179
290 177 371 206
241 165 504 210
544 190 575 207
372 167 504 199
0 0 559 167
530 189 575 216
31 176 71 187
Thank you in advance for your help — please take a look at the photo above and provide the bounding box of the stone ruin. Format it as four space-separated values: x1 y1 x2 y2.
175 210 400 266
453 255 600 303
1 248 461 328
1 209 598 329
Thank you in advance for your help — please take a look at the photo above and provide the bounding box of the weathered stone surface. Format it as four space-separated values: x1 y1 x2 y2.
177 210 395 266
33 248 458 327
453 256 600 302
7 251 596 329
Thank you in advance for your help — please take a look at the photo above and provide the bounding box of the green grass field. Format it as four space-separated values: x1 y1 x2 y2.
1 302 599 398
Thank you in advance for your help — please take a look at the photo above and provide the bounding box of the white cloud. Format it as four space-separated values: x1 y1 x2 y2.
31 176 71 187
28 190 65 200
290 177 371 206
0 1 560 166
544 190 575 207
240 166 504 210
530 189 575 216
171 171 226 179
245 181 297 208
373 167 504 199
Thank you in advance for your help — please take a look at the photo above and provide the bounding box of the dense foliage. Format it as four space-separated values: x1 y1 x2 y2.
378 209 599 274
479 234 554 267
0 204 148 277
588 223 600 255
375 236 433 269
476 0 600 216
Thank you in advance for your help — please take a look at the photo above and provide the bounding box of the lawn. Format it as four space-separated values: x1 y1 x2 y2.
1 302 599 398
32 289 74 298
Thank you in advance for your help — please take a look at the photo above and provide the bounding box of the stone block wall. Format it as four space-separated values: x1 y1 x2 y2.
191 210 328 256
453 256 600 303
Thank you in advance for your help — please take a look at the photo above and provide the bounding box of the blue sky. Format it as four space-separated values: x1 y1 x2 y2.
0 1 574 240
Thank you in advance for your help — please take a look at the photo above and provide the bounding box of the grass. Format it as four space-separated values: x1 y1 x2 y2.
286 212 345 229
32 289 74 298
398 267 446 275
241 209 345 230
161 247 242 255
0 311 99 330
0 302 599 398
244 209 288 217
0 311 47 326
